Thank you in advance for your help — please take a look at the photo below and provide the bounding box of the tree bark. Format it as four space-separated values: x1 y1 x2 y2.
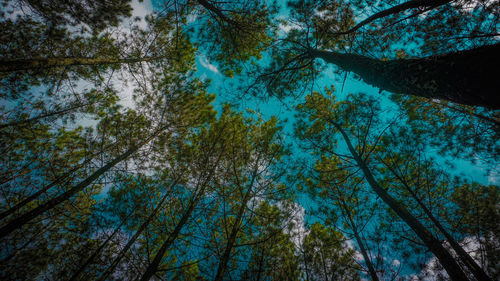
0 56 162 73
0 126 168 239
332 122 470 281
309 43 500 109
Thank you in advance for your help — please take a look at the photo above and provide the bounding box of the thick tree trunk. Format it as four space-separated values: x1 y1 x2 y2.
310 43 500 109
332 122 470 281
0 56 161 72
334 0 451 35
0 126 167 239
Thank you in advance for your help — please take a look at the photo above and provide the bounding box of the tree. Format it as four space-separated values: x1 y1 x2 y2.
255 0 500 109
209 112 287 281
2 0 134 30
241 201 300 281
300 167 385 281
295 89 474 281
300 222 360 281
374 127 493 281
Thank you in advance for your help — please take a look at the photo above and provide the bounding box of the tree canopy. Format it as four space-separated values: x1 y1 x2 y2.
0 0 498 280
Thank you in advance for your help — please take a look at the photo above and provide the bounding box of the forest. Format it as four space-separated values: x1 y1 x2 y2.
0 0 498 280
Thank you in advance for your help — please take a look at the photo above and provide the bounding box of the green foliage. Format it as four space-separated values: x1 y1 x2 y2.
1 1 498 280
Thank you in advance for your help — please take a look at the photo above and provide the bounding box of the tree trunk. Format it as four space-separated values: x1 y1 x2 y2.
334 0 451 36
138 148 225 281
332 122 470 281
310 43 500 109
96 179 178 281
69 215 130 281
138 195 200 281
0 139 118 221
214 161 260 281
0 126 167 239
0 56 162 72
0 102 90 130
382 162 492 281
337 196 380 281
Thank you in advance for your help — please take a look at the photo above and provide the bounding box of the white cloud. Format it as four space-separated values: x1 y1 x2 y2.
344 239 365 262
281 202 308 248
487 167 499 185
410 235 494 280
199 55 219 73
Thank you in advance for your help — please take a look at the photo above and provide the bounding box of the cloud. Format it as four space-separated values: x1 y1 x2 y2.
409 235 493 280
129 0 153 29
487 167 499 185
280 202 308 248
199 55 219 73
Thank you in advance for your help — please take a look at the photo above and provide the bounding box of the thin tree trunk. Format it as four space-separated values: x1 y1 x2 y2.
196 0 237 26
0 140 118 221
0 56 163 73
214 161 260 281
382 162 492 281
96 179 178 281
0 126 168 239
0 102 91 130
69 211 134 281
333 0 451 36
138 146 225 281
138 194 201 281
332 122 469 281
336 195 380 281
309 43 500 109
255 247 265 281
427 100 500 126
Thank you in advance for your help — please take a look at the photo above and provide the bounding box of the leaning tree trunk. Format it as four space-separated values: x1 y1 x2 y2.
334 0 451 36
309 43 500 109
213 163 259 281
138 149 224 281
0 56 162 72
382 162 493 281
0 126 168 239
337 196 380 281
95 179 178 281
332 122 470 281
69 213 131 281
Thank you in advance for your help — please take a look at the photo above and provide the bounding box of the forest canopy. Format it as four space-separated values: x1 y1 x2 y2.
0 0 498 280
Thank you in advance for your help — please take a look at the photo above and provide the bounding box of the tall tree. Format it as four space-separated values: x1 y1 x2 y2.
254 0 499 108
295 89 473 281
